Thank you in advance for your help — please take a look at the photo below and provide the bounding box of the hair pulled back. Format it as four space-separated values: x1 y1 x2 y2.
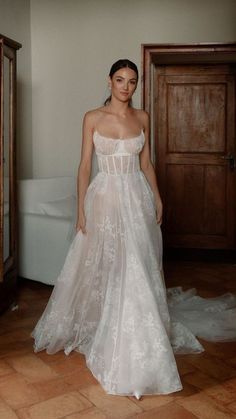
104 59 138 106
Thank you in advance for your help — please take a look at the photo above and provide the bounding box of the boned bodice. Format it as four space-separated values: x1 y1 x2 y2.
93 131 145 175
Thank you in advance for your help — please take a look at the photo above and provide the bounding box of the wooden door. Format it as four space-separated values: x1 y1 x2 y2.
155 64 236 249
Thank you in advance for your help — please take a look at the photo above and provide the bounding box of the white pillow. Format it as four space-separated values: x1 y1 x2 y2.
38 195 76 218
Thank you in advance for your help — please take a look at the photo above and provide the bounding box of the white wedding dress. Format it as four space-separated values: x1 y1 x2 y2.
32 130 236 398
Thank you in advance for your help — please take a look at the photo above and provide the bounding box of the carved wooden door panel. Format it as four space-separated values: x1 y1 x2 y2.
155 64 235 249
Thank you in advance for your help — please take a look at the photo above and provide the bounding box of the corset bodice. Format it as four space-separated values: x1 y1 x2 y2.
93 130 145 175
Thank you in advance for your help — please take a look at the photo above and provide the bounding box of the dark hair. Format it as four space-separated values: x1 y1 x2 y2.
104 59 138 106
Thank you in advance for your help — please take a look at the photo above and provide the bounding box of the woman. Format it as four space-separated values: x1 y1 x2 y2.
32 59 236 399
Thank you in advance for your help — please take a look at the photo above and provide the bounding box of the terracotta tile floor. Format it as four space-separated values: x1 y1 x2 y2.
0 261 236 418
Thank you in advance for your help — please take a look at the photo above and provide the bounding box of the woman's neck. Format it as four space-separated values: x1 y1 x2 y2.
107 97 130 117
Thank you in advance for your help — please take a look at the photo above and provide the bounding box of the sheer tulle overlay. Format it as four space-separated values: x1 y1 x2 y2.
32 131 236 397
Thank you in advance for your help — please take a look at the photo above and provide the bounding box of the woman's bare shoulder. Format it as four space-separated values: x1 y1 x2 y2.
83 107 108 125
83 107 105 119
132 108 149 129
133 108 149 119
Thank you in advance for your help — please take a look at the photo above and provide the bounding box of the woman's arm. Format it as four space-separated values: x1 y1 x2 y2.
76 112 94 234
139 111 163 225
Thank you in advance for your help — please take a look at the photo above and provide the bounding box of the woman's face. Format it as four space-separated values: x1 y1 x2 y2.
109 67 138 103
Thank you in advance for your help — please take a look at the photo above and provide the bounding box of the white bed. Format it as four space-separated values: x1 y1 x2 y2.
18 177 76 285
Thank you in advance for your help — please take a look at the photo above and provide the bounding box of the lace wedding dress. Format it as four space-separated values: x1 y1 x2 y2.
32 130 236 398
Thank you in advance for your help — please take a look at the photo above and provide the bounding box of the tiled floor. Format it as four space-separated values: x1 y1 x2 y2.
0 261 236 418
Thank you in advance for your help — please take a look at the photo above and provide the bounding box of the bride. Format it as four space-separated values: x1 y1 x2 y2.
32 59 236 399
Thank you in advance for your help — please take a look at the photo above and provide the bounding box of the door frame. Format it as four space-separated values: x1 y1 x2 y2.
141 43 236 159
142 42 236 112
141 43 236 254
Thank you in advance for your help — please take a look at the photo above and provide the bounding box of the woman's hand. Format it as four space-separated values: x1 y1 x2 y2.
156 200 163 225
76 210 87 234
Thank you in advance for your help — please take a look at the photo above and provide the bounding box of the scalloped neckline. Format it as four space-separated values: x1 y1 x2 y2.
94 130 144 141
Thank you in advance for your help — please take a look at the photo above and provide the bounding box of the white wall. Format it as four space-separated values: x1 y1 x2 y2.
0 0 32 178
8 0 236 178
